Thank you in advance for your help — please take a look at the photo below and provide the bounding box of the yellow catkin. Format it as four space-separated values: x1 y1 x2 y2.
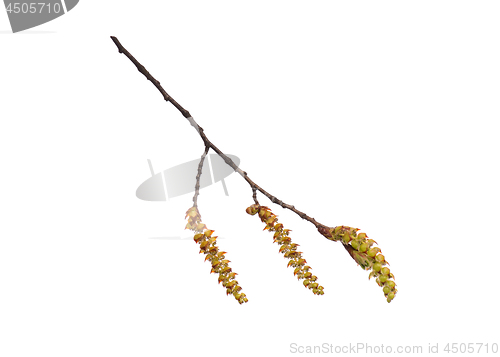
246 204 324 296
185 206 248 304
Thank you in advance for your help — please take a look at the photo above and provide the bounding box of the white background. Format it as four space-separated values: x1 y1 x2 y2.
1 1 499 356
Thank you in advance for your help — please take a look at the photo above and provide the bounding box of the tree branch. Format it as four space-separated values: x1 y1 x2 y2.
110 36 191 119
110 35 397 303
110 35 330 234
193 145 210 208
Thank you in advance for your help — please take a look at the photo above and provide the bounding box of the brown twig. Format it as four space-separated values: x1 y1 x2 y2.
110 36 334 239
193 145 210 208
109 36 191 119
252 186 259 205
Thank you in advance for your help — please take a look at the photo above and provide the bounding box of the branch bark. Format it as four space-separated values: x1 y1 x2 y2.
110 36 345 248
193 145 210 208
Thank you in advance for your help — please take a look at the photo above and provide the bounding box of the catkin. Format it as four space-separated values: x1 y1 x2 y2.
185 206 248 304
318 225 397 303
246 204 324 296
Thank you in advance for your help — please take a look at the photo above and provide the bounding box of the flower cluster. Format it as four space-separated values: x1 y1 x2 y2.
185 206 248 304
318 225 397 303
246 204 324 296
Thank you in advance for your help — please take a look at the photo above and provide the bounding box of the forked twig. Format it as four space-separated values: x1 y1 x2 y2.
110 36 328 233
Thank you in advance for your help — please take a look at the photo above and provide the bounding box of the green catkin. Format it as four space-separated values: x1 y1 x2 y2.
323 225 397 303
